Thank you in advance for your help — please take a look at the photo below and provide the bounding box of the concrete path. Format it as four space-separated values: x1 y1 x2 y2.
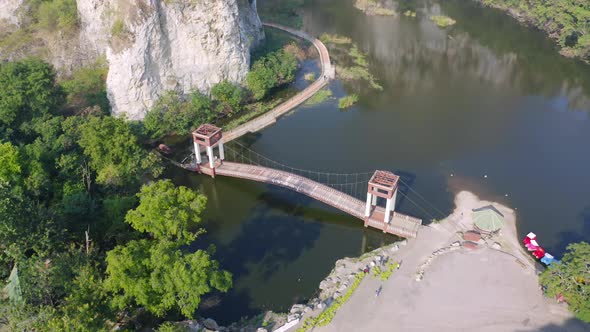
223 23 335 143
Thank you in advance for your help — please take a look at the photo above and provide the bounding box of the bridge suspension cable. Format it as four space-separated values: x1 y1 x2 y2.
222 141 375 200
181 140 449 221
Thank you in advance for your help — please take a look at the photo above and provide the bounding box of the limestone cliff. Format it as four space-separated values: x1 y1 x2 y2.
102 0 264 119
0 0 24 26
0 0 264 119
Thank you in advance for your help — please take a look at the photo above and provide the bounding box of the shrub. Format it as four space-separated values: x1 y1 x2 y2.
111 19 125 37
143 91 213 139
211 81 244 114
246 50 298 101
338 95 358 109
36 0 79 32
430 15 456 27
297 273 366 331
61 58 109 113
305 88 332 105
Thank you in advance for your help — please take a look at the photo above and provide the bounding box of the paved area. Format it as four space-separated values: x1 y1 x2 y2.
309 191 588 332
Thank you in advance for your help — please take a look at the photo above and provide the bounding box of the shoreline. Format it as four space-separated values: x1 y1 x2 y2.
181 191 587 331
472 1 590 65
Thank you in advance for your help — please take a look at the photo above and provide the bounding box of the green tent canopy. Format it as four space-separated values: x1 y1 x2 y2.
4 265 22 303
472 205 504 233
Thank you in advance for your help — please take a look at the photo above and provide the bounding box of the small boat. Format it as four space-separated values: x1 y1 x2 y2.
523 232 559 266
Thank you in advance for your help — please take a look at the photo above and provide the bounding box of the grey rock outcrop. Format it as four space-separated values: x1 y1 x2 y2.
0 0 24 26
1 0 264 120
103 0 264 119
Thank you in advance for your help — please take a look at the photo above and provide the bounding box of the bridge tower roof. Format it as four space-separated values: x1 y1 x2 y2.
368 170 399 199
193 124 222 147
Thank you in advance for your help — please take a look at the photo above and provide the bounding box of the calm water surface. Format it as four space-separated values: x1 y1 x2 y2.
170 0 590 323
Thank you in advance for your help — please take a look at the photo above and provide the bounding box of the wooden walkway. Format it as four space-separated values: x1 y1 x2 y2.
222 23 336 143
192 162 422 238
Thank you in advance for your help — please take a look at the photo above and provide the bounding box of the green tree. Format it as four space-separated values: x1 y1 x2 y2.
143 91 213 139
125 180 207 243
0 142 22 185
211 80 244 114
246 50 298 101
61 58 109 113
47 264 111 331
105 180 231 318
0 187 60 278
540 242 590 322
63 116 163 187
105 239 231 318
0 59 64 141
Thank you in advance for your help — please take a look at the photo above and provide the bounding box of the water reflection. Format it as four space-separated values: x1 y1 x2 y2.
304 0 590 110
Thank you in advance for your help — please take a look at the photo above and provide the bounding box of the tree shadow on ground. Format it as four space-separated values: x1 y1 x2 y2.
515 317 589 332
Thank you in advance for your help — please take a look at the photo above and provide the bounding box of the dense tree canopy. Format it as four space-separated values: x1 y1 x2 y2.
540 242 590 322
0 59 226 329
106 180 231 318
63 115 163 187
0 58 64 141
125 180 207 243
143 91 214 139
246 49 298 101
211 80 244 114
480 0 590 60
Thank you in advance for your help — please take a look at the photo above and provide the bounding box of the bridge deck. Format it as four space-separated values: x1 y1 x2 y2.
196 162 421 238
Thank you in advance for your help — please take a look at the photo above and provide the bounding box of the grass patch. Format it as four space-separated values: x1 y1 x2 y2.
297 273 366 331
404 10 417 17
354 0 396 16
371 261 400 281
60 57 109 113
221 89 297 131
321 34 383 91
111 19 125 37
304 72 316 81
320 34 352 45
430 15 456 27
337 66 383 90
305 88 332 105
338 95 358 109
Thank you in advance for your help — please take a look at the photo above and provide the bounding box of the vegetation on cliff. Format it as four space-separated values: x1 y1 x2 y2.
0 0 79 58
143 37 301 139
477 0 590 62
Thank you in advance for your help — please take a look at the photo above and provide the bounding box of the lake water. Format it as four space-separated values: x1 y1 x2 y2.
170 0 590 324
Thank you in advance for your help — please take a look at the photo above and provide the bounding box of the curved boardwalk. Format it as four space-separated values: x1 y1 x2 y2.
198 162 421 238
223 23 335 143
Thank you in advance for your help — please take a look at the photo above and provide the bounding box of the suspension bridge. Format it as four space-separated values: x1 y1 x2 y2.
174 124 423 238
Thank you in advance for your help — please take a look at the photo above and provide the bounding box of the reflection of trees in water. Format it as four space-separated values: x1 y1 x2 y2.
357 4 590 111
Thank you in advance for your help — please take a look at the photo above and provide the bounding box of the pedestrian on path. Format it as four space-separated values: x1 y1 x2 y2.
375 285 383 297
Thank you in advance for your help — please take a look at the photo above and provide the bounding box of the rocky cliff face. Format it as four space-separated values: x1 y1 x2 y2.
101 0 264 119
0 0 24 26
0 0 263 120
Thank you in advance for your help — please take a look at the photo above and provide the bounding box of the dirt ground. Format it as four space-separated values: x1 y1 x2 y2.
309 191 589 332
